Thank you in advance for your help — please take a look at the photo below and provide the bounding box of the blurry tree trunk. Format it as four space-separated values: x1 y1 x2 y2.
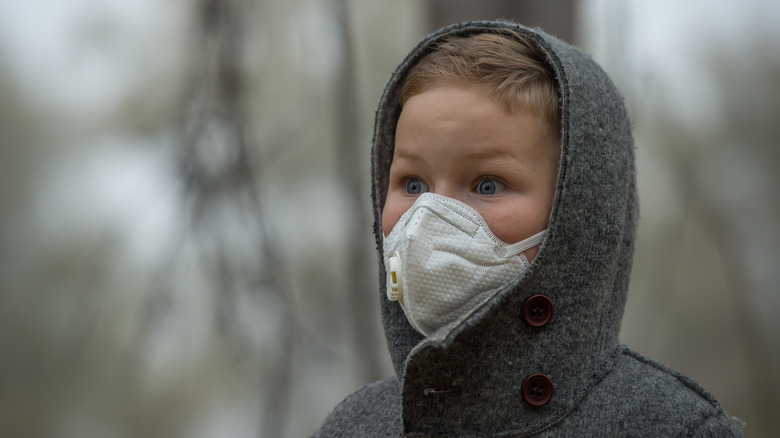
704 205 779 435
659 116 780 437
177 0 295 436
332 0 385 384
427 0 577 44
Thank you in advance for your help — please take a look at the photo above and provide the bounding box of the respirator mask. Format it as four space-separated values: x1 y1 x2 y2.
383 193 546 336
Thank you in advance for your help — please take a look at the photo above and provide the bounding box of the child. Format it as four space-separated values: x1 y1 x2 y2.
314 21 743 437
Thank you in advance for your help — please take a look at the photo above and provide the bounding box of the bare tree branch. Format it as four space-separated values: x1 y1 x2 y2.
332 0 385 384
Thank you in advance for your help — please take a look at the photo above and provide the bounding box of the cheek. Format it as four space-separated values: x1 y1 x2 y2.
381 197 409 237
381 210 394 237
479 202 544 245
482 210 523 244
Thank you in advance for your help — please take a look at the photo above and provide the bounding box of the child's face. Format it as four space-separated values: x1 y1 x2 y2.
382 84 559 262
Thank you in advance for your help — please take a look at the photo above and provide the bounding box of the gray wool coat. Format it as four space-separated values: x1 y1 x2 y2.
314 21 743 437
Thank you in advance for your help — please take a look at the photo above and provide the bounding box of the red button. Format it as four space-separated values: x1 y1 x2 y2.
522 373 553 406
522 294 553 327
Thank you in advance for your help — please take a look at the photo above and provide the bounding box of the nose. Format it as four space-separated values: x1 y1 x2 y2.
431 183 460 201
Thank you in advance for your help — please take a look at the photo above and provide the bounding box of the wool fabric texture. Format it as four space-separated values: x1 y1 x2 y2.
313 21 743 437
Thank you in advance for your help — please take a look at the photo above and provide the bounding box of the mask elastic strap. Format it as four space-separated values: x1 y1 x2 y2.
502 229 548 258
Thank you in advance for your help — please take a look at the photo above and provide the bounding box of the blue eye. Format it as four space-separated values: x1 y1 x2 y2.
477 178 504 195
405 178 428 195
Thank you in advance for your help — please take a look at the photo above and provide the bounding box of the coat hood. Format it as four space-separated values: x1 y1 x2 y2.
370 21 638 434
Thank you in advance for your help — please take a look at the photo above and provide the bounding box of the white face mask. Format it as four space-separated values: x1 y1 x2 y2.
383 193 547 336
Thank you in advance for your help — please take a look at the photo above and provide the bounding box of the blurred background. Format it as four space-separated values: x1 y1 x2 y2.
0 0 778 436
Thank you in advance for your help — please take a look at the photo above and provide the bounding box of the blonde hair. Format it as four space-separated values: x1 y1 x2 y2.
400 31 560 131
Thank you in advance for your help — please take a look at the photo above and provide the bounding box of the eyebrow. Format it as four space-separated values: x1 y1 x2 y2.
463 148 515 160
394 147 515 161
392 149 421 160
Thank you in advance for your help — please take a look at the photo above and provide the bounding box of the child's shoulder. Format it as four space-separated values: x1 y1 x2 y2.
312 376 401 438
561 347 744 437
617 347 722 408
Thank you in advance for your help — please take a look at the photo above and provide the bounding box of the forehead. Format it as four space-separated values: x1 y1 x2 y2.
392 85 559 177
396 85 552 150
